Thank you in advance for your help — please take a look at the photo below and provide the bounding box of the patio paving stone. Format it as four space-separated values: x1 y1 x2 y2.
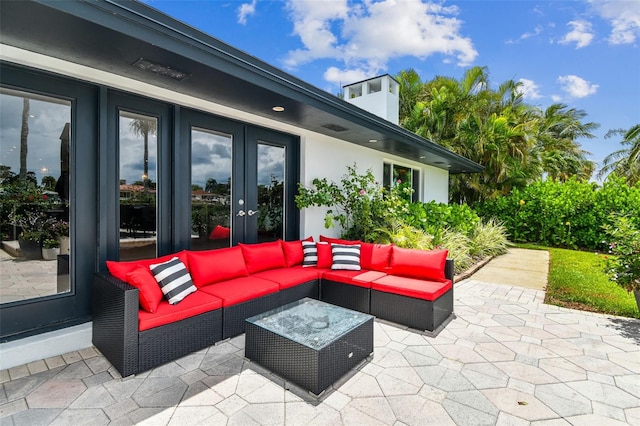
2 246 639 425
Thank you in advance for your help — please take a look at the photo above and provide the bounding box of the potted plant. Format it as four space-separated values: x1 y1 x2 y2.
9 210 46 260
603 214 640 312
52 220 70 254
41 238 60 260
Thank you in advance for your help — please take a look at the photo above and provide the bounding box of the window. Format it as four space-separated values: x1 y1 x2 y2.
383 162 420 202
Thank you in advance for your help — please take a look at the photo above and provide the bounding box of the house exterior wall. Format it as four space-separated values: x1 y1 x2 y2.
2 43 450 241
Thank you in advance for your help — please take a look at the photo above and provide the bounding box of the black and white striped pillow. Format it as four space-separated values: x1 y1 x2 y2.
331 243 361 270
302 241 318 267
149 257 197 304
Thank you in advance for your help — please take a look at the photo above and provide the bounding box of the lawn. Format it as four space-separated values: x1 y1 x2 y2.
517 244 640 319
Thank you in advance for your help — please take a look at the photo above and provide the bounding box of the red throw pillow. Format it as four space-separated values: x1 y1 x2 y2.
319 235 362 245
106 251 190 282
281 237 313 267
390 247 448 282
317 242 333 269
125 265 164 313
239 241 287 274
360 243 392 272
209 225 230 240
187 246 249 287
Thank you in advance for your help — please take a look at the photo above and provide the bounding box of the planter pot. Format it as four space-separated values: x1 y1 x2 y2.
18 239 42 260
42 247 60 261
58 236 70 255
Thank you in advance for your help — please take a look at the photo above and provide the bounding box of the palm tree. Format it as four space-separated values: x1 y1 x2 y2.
598 124 640 185
129 118 157 191
19 98 30 180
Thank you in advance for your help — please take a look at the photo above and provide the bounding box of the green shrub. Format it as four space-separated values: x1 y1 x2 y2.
602 214 640 292
475 176 640 250
439 229 473 273
469 218 510 259
373 222 434 250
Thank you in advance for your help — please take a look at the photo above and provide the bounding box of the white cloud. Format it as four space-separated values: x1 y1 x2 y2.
283 0 477 83
323 66 370 86
557 75 599 98
517 78 542 100
589 0 640 44
559 20 594 48
237 0 258 25
551 94 563 102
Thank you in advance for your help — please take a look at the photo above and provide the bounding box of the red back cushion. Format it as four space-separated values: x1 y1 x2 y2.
281 237 313 268
239 241 287 274
106 250 191 282
389 247 448 282
360 243 392 272
125 265 164 313
187 246 249 287
319 235 361 245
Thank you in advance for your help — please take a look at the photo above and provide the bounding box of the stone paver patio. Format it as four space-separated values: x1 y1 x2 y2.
1 277 639 425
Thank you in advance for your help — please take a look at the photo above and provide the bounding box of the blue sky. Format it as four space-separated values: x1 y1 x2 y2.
147 0 640 177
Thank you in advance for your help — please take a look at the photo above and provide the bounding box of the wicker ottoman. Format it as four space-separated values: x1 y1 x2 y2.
245 298 373 396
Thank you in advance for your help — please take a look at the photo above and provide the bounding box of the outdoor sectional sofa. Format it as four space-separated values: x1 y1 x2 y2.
92 237 454 377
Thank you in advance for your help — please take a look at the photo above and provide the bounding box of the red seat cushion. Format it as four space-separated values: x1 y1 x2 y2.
209 225 230 240
106 250 191 282
138 290 222 331
125 265 164 313
322 270 386 288
239 241 286 274
319 235 361 245
187 246 248 287
360 243 392 272
371 275 452 301
253 266 320 290
390 247 448 282
199 277 279 307
281 237 313 267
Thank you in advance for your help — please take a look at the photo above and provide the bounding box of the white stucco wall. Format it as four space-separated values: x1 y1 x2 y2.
1 44 450 241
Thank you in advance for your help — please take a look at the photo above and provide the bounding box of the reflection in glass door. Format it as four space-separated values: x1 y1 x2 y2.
256 143 285 242
190 128 232 250
0 88 72 303
118 112 158 260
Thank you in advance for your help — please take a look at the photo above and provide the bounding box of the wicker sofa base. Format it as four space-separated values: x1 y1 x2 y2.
222 292 281 339
320 280 370 313
138 309 222 372
278 280 320 306
370 288 453 332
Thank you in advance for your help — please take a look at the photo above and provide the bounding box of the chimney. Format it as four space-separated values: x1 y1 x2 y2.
343 74 399 125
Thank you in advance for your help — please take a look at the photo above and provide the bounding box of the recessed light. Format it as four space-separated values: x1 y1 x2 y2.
272 106 285 112
419 156 426 159
368 139 378 143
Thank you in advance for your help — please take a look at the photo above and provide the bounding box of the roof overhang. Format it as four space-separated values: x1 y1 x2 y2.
0 0 483 174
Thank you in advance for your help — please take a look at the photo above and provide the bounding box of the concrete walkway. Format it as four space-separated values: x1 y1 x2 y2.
471 248 549 291
1 249 639 425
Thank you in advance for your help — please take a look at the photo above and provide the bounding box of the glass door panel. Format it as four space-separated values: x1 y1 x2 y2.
0 88 72 304
190 127 232 250
118 111 157 260
256 143 285 242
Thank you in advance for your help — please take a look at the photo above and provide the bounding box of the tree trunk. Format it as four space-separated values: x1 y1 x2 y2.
19 98 30 179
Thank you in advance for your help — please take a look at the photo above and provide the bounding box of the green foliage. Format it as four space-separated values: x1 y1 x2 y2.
542 245 640 319
42 238 59 249
373 222 434 250
475 176 640 250
602 214 640 292
297 165 510 274
398 66 599 205
296 164 411 241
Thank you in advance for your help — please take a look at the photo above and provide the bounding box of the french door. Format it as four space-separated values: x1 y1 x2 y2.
181 109 299 251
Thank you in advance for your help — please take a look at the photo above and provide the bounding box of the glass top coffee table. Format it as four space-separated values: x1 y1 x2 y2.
245 298 374 396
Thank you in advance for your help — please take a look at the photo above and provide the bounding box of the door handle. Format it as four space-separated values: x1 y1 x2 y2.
236 210 246 217
247 209 258 217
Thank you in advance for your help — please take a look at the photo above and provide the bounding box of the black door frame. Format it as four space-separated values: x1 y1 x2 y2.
0 64 97 341
180 108 300 248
